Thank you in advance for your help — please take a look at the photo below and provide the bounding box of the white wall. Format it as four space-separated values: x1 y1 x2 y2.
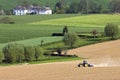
13 9 52 15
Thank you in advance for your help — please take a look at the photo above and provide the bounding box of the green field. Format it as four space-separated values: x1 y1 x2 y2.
31 14 120 27
0 14 119 52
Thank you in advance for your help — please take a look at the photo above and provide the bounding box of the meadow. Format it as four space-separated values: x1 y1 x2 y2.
0 14 119 52
31 14 120 27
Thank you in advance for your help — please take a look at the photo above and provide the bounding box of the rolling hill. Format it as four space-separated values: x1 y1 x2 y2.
0 0 111 10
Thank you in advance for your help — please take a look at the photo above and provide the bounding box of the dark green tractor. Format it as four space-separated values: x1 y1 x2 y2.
78 60 93 67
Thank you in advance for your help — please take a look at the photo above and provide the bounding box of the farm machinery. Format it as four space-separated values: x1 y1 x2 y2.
78 60 93 67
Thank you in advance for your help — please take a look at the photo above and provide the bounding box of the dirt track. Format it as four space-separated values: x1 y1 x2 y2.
0 40 120 80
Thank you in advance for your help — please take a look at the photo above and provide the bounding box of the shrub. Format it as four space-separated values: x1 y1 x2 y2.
104 23 119 39
0 17 15 24
0 53 4 63
92 30 98 38
3 44 17 63
2 43 24 63
56 48 62 55
15 44 25 63
63 26 68 35
24 46 35 62
35 46 44 61
63 33 79 48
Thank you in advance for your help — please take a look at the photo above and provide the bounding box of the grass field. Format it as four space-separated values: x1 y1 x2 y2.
31 14 120 27
0 37 63 51
0 14 119 52
0 14 110 44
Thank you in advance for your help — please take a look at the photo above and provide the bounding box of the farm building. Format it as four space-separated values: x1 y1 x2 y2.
13 5 52 15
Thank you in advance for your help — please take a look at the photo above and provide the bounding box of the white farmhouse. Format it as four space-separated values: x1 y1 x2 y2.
13 5 52 15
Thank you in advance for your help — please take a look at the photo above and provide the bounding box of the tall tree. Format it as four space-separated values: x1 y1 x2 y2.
89 1 99 13
104 23 119 39
97 5 103 13
63 33 79 48
69 1 79 13
63 26 68 35
78 0 89 14
54 0 66 14
109 0 120 13
35 46 43 61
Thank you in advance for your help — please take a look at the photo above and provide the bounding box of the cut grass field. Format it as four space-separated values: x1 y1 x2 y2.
31 14 120 27
0 37 63 51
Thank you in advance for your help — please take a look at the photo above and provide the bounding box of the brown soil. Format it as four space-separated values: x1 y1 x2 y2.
0 40 120 80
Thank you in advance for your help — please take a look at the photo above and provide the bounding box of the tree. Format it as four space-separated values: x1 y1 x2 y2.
78 0 89 14
3 44 17 63
104 23 119 39
69 1 79 13
54 0 66 14
15 44 25 63
24 46 35 62
89 1 99 13
92 30 98 38
0 17 15 24
63 33 79 48
109 0 120 13
41 40 44 45
21 0 31 8
0 5 4 15
63 26 68 35
2 43 24 63
56 47 62 55
97 5 103 13
35 46 44 61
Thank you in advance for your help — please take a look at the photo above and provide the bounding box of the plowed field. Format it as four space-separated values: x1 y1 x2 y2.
0 40 120 80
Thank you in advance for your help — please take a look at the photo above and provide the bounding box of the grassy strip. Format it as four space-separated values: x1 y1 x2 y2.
29 56 82 64
0 56 82 66
42 37 111 51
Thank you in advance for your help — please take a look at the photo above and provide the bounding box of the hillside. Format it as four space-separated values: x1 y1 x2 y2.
0 14 119 44
0 0 111 10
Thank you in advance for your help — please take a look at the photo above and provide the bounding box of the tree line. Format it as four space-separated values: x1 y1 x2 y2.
0 43 43 63
0 0 119 15
54 0 120 14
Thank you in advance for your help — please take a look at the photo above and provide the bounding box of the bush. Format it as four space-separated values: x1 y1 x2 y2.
0 53 4 63
35 46 44 61
63 26 68 35
56 48 62 55
3 44 17 63
0 17 15 24
15 44 25 63
92 30 98 38
2 43 24 63
63 33 79 48
24 46 35 62
104 23 119 39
